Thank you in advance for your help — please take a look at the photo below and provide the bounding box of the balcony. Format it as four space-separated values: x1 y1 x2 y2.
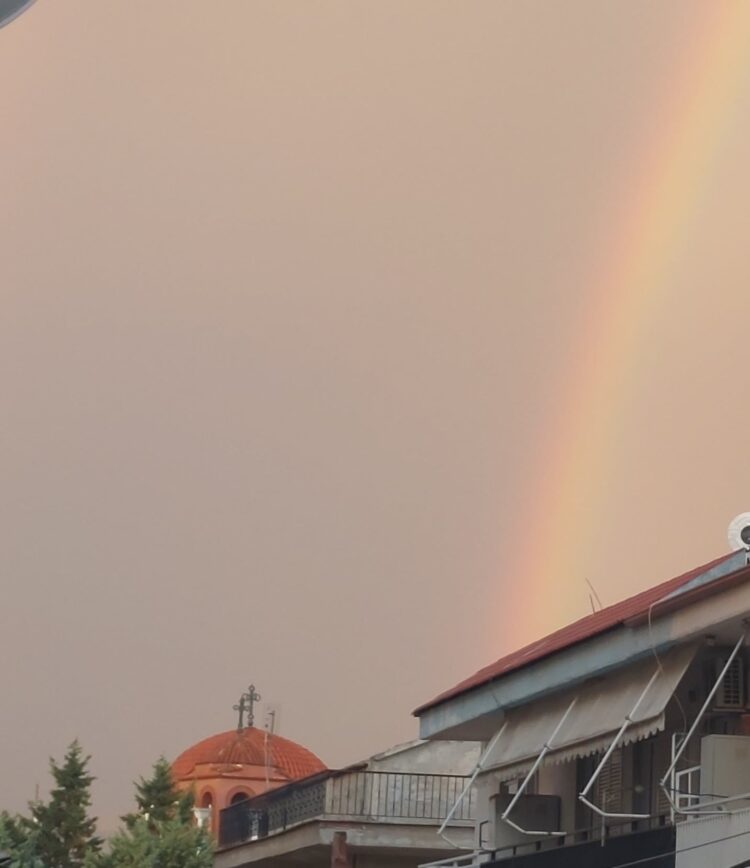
219 768 476 849
423 817 675 868
488 820 674 868
674 803 750 868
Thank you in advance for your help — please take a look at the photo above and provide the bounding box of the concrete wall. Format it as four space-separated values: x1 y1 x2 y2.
538 762 577 831
474 771 496 849
676 807 750 868
368 740 481 775
367 738 481 846
214 819 475 868
474 761 577 850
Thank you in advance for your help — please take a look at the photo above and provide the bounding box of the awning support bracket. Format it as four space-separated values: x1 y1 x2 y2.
578 667 661 820
499 697 577 837
437 720 508 849
660 632 746 816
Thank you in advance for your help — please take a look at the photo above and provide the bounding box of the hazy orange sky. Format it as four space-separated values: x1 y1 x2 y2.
2 1 750 828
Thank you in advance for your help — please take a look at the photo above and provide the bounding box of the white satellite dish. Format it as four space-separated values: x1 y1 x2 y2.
0 0 37 28
728 513 750 551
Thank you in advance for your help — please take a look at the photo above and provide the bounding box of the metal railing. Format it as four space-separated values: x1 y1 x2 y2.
219 769 476 848
421 814 673 868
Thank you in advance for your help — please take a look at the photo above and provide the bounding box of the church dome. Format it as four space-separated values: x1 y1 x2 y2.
172 726 326 783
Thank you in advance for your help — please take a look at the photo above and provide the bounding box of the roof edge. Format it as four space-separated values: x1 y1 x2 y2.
414 551 746 718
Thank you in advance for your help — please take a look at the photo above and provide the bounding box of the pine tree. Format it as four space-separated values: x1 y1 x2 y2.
28 741 102 868
94 757 211 868
0 813 43 868
122 757 193 829
93 819 211 868
0 813 26 854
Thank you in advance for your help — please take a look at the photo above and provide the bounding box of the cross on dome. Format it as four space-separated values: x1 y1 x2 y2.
233 684 262 730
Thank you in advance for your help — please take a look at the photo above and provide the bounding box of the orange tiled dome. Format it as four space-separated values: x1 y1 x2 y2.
172 727 326 782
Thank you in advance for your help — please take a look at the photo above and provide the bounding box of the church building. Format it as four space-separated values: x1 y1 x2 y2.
171 685 326 834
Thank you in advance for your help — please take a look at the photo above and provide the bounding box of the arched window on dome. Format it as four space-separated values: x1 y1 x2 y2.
193 790 214 832
230 791 250 805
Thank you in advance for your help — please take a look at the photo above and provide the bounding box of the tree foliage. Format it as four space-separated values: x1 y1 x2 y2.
0 812 43 868
94 758 211 868
29 741 102 868
121 757 193 830
0 742 100 868
93 818 211 868
0 747 211 868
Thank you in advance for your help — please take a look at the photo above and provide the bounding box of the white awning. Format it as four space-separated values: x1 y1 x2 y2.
484 643 696 781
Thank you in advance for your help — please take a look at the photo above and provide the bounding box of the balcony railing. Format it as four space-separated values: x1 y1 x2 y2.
421 815 675 868
487 815 674 866
219 769 476 848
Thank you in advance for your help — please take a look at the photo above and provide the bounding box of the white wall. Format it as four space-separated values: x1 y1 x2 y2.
676 807 750 868
367 740 481 775
474 757 579 849
538 762 577 831
700 736 750 808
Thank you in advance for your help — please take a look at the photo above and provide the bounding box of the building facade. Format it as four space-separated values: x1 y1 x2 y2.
172 686 326 835
214 739 482 868
414 547 750 868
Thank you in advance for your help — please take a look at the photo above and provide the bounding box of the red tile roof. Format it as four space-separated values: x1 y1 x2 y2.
172 727 326 782
415 552 741 716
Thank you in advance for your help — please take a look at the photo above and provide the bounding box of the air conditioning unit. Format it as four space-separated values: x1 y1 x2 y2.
713 655 746 710
701 735 750 809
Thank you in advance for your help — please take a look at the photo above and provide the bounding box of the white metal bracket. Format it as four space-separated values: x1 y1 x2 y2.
660 632 746 817
499 698 577 837
437 720 508 849
578 667 661 820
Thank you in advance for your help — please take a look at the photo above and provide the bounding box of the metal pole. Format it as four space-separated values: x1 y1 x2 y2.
580 668 660 799
577 667 663 821
437 720 508 848
500 698 577 836
660 633 745 788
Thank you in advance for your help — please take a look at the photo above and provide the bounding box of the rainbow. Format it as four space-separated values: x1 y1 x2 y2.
500 3 750 650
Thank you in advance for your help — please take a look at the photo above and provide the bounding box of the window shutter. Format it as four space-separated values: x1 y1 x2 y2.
596 748 623 813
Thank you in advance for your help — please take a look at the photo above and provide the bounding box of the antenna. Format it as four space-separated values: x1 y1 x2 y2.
264 703 281 735
728 513 750 552
263 703 281 790
585 578 603 612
